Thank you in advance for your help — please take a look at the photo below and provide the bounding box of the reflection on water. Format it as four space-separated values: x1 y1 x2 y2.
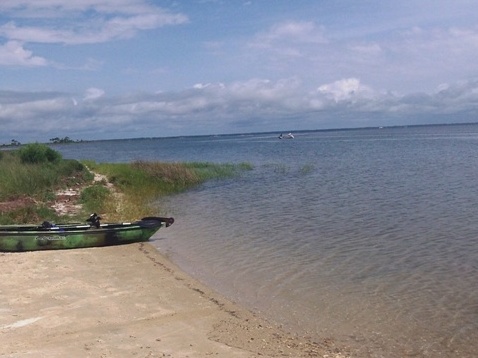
56 125 478 357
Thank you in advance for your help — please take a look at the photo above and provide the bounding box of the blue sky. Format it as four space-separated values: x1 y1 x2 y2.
1 0 478 143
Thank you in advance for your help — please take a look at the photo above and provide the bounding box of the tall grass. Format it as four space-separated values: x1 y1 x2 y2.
0 149 91 201
87 160 251 195
0 148 252 224
84 160 252 220
0 146 92 223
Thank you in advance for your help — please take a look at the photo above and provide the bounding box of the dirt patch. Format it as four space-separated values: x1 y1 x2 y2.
50 168 113 216
50 188 83 216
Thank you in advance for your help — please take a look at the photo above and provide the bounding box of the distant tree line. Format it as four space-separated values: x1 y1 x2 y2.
49 136 74 144
1 136 85 147
0 139 21 147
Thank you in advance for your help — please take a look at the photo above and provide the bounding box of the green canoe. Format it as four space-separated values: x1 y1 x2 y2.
0 214 174 252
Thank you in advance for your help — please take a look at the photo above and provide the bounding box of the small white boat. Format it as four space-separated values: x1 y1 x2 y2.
279 133 294 139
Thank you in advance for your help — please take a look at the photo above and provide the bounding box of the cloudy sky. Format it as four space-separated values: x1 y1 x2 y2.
1 0 478 143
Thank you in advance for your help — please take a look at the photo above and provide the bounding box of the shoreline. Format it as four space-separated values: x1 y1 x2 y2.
0 242 348 357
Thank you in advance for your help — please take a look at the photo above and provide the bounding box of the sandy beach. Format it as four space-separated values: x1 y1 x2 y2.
0 242 348 357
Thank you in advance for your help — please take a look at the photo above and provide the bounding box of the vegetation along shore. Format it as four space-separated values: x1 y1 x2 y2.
0 143 251 224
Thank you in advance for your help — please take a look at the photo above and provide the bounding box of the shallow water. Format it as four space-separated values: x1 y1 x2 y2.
56 124 478 357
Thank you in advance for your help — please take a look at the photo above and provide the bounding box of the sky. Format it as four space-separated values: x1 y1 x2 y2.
1 0 478 143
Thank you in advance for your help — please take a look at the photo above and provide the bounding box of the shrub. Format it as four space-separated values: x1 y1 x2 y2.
19 143 62 164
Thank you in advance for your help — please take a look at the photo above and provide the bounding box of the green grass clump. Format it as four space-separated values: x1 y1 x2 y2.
80 184 112 214
299 164 315 175
184 162 253 181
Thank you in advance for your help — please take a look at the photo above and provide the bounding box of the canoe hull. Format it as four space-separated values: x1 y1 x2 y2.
0 216 174 252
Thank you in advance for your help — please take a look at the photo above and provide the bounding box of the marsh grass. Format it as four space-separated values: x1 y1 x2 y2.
0 148 252 224
264 163 289 174
300 164 315 175
85 160 252 220
87 160 251 194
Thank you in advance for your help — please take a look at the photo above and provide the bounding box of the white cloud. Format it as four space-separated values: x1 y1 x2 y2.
377 25 478 88
0 40 47 66
0 0 177 16
3 77 478 143
0 1 188 45
254 21 327 45
348 43 383 57
243 15 478 94
317 78 375 102
228 78 301 101
83 88 105 101
249 20 327 58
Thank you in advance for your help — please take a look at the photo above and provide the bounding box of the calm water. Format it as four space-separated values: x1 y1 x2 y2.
55 124 478 357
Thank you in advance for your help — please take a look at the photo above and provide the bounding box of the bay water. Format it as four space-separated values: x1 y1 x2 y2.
55 124 478 357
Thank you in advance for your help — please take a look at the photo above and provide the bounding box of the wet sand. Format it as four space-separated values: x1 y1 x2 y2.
0 243 348 357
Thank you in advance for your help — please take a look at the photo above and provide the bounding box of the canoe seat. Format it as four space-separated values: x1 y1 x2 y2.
41 221 56 229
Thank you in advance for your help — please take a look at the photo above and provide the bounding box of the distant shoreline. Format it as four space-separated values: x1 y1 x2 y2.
3 121 477 148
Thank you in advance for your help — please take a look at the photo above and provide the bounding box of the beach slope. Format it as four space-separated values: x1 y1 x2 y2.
0 243 345 357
